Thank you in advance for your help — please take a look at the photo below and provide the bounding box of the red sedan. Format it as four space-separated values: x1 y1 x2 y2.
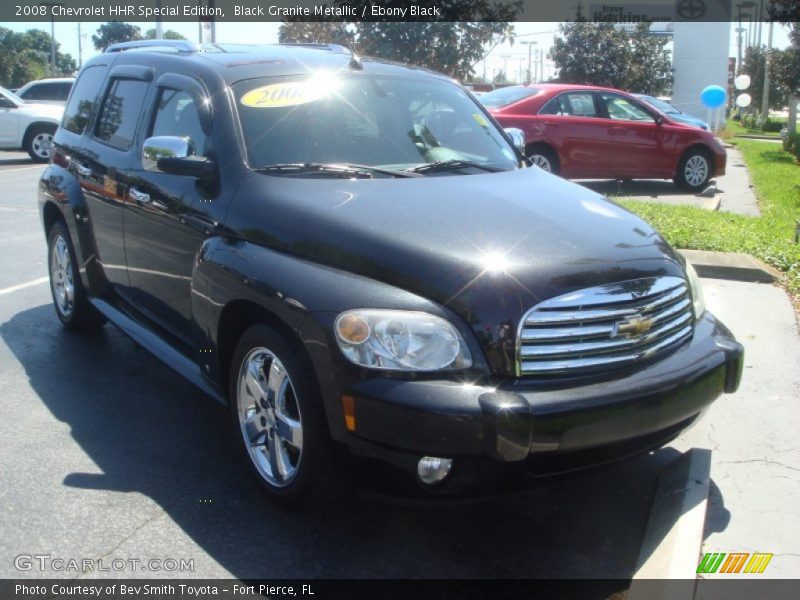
482 84 727 191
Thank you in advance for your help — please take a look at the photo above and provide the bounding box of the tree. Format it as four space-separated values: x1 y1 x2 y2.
493 70 507 84
278 22 354 48
144 29 187 41
0 27 76 88
279 1 522 81
550 22 673 95
740 46 787 112
92 22 142 51
627 23 672 95
550 23 631 89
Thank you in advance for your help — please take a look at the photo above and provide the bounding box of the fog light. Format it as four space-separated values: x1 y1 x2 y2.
417 456 453 485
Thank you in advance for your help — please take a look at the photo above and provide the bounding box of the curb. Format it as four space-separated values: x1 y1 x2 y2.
628 448 711 599
679 249 780 283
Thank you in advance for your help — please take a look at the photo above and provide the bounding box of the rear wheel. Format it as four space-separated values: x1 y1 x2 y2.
25 124 56 162
527 145 560 175
675 148 713 192
229 324 342 505
47 221 105 331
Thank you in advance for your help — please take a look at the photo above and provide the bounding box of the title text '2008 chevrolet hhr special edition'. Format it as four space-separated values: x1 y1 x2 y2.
39 41 743 503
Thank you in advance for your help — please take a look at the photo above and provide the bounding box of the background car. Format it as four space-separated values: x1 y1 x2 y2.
633 94 709 130
15 77 75 105
0 86 63 161
482 83 726 191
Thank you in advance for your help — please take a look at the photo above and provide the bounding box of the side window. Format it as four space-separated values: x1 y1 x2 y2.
95 78 149 150
540 96 568 115
150 89 208 157
601 93 655 122
563 93 597 117
20 84 43 100
56 82 73 101
63 66 108 135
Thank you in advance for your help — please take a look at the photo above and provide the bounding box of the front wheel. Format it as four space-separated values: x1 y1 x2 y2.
675 149 713 192
25 124 56 162
229 324 342 504
527 146 560 175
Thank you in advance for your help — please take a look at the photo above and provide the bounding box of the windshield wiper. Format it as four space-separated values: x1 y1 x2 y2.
255 163 421 178
405 160 506 174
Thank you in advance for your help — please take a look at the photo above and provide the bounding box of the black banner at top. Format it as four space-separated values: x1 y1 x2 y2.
2 0 755 24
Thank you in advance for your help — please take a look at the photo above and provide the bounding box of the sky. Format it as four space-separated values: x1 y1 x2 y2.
2 20 794 83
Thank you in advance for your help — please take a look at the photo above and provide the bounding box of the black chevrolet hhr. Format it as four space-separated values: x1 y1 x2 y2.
39 41 743 502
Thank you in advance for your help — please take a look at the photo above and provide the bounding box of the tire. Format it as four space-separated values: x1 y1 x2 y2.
675 148 713 192
25 124 57 163
229 324 342 505
47 221 106 331
526 145 560 175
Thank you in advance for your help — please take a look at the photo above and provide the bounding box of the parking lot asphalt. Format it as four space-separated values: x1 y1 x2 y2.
0 153 797 582
579 146 761 217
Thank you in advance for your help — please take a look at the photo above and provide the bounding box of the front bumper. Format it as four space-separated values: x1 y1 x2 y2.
343 312 742 489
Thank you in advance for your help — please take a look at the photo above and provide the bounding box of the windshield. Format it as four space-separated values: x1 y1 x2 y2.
480 86 543 108
637 95 678 114
233 72 519 175
0 86 25 105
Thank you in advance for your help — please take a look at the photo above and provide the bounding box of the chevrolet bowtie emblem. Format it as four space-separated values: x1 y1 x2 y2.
615 315 653 337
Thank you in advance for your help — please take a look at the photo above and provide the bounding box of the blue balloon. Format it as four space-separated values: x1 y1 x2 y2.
700 85 727 109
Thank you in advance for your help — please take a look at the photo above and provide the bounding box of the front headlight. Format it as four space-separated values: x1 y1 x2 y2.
685 262 706 319
334 309 472 371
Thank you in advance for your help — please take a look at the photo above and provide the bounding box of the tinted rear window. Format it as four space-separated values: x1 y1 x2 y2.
63 67 107 134
480 87 542 108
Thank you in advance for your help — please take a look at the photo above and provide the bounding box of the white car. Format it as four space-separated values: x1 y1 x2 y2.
0 86 64 162
15 77 75 105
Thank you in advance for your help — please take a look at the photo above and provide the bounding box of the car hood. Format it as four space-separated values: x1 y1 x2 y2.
230 165 685 323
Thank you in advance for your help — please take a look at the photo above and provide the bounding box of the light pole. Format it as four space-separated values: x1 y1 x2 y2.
520 41 537 84
735 2 756 70
760 19 774 119
38 2 63 75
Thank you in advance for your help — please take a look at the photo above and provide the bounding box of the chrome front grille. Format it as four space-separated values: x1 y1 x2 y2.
517 276 693 376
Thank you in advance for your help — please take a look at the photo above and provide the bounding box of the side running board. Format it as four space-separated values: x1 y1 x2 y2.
89 298 226 405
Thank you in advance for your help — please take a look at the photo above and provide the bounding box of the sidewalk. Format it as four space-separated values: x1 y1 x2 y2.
671 278 800 578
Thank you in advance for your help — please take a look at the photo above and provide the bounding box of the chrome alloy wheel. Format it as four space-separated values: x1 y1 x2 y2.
31 132 54 160
529 154 552 172
50 235 74 318
237 348 303 487
684 155 709 188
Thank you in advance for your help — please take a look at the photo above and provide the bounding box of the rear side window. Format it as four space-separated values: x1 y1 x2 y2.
151 89 209 157
540 92 597 117
53 82 72 101
63 67 107 134
95 78 149 150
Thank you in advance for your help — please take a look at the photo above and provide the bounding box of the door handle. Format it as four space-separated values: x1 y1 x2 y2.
73 162 92 178
129 187 151 204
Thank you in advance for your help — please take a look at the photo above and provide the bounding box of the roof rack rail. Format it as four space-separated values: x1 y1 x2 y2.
104 40 203 54
277 43 352 55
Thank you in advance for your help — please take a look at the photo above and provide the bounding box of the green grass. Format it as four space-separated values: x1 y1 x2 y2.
725 118 780 138
618 139 800 294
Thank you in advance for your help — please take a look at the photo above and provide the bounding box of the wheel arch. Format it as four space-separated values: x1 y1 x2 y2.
216 299 310 400
22 120 58 148
676 143 715 173
41 199 64 236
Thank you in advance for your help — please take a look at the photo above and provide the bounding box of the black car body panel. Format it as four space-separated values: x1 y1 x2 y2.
39 43 743 495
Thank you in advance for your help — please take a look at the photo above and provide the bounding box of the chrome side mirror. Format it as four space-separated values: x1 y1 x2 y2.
504 127 526 154
142 136 194 172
